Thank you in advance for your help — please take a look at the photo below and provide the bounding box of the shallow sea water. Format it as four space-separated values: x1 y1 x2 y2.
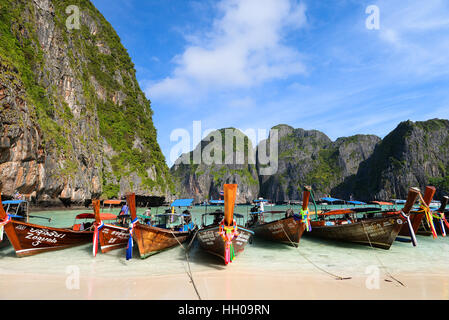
1 204 448 299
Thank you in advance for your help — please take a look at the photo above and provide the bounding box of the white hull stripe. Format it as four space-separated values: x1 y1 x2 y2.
16 245 71 253
101 243 126 249
104 224 127 231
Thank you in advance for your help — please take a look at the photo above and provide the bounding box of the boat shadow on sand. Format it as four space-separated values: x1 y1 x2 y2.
248 236 298 251
180 241 228 270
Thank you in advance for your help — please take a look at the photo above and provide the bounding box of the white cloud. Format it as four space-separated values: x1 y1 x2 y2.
146 0 307 101
376 0 449 77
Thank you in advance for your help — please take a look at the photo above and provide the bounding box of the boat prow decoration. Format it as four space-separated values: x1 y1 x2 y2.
398 186 436 244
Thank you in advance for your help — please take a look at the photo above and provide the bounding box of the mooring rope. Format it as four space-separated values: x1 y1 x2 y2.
360 220 405 287
279 222 351 281
170 229 202 300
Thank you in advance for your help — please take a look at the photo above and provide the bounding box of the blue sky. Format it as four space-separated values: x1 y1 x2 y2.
91 0 449 166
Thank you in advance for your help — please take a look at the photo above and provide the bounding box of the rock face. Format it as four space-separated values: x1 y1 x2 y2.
349 119 449 201
257 124 381 201
172 120 448 203
170 128 259 204
0 0 172 205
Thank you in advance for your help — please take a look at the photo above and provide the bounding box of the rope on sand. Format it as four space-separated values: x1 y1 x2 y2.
170 229 202 300
360 221 405 287
279 223 351 281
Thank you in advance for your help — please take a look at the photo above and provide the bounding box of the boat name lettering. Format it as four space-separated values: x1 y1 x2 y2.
111 230 128 238
267 224 282 231
27 228 66 238
24 228 67 246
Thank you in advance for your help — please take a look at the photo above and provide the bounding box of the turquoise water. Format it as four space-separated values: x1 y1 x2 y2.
15 203 403 228
1 204 448 297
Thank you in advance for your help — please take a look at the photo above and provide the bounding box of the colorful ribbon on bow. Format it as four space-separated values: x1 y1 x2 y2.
430 211 449 237
300 207 312 232
219 219 238 265
0 214 11 242
126 218 138 260
417 194 437 239
92 221 105 257
400 210 417 247
439 212 446 237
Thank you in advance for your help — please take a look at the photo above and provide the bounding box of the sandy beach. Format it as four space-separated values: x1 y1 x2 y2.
1 269 449 300
1 219 449 300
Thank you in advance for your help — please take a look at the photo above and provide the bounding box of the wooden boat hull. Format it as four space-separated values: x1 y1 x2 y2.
197 225 253 263
250 216 306 246
99 224 129 253
308 216 403 250
3 220 93 257
132 224 194 259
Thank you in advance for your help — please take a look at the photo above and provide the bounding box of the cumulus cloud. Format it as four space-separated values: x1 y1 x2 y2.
146 0 307 101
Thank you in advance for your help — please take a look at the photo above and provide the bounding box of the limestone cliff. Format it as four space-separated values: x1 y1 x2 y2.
0 0 172 205
257 124 381 201
170 128 259 204
350 119 449 201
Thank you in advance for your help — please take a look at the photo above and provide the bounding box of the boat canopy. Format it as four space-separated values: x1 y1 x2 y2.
103 200 124 205
7 214 24 218
253 199 268 203
75 213 117 220
347 200 366 205
155 213 191 217
170 199 194 207
205 212 243 218
370 201 394 205
319 209 355 216
2 200 26 205
209 200 224 204
320 197 344 203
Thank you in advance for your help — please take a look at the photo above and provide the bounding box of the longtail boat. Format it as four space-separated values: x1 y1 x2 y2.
245 187 310 246
0 190 94 257
307 187 420 250
127 194 197 259
397 186 436 241
197 184 254 265
92 199 129 256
